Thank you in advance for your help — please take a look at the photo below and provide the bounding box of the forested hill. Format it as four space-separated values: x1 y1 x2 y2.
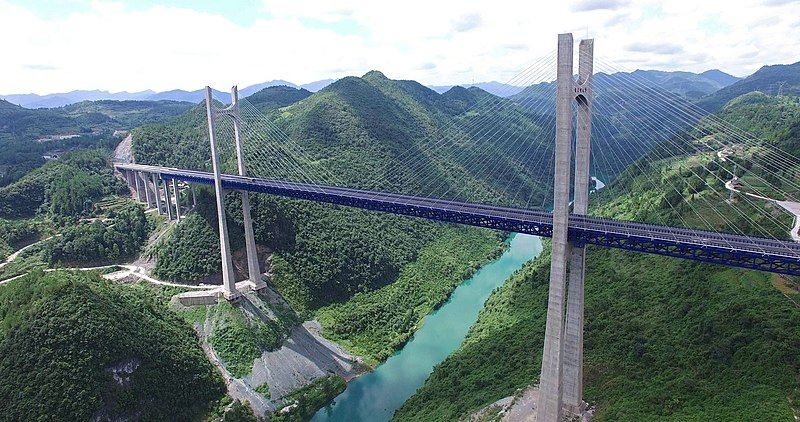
0 99 192 142
246 85 313 109
0 271 225 420
136 72 560 206
0 98 193 186
698 60 800 112
395 91 800 421
132 76 544 314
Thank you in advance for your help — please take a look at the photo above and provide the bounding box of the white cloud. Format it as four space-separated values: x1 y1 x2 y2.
0 0 798 94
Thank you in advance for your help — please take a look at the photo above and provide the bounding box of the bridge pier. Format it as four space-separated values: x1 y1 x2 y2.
124 170 135 199
538 33 593 422
134 171 145 202
163 177 174 220
152 173 164 215
142 172 154 208
173 179 182 221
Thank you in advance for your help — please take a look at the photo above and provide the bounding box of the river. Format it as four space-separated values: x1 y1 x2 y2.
312 233 543 422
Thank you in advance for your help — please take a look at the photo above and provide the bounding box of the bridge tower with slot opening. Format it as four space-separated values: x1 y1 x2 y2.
538 32 594 421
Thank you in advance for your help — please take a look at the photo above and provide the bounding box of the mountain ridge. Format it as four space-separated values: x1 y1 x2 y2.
3 67 743 108
1 79 336 108
697 60 800 112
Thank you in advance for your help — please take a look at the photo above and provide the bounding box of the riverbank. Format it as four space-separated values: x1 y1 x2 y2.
313 234 543 421
315 226 506 365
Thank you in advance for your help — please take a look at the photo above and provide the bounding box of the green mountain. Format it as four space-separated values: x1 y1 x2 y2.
0 270 225 420
133 77 533 316
624 69 739 99
698 61 800 112
395 92 800 421
247 85 313 109
0 99 193 186
0 99 192 142
0 149 125 218
512 68 739 111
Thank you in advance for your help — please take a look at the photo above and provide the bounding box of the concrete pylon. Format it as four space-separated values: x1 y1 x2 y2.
152 173 163 215
205 86 240 301
229 86 266 291
562 38 593 416
538 33 594 422
173 179 182 221
537 33 575 422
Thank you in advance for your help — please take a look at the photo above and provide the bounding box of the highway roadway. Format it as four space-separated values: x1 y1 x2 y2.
115 163 800 275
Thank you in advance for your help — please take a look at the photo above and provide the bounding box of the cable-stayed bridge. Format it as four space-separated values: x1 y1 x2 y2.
116 162 800 276
114 33 800 421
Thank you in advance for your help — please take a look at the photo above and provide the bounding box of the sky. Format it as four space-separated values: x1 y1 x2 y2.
1 0 799 94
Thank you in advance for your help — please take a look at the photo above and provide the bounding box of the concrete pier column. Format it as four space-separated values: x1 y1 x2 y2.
191 185 197 208
563 38 593 415
173 179 182 221
163 178 174 220
206 86 240 301
125 170 135 198
134 171 145 202
230 86 266 291
537 33 574 422
152 173 163 215
142 172 154 208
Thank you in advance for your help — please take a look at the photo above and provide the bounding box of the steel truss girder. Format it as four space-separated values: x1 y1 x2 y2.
151 169 800 276
570 229 800 275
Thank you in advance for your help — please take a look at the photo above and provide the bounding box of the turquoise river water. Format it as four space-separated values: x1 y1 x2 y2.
312 233 543 422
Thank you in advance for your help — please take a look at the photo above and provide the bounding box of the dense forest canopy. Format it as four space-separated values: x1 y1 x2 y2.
0 98 192 186
0 149 125 218
0 271 225 421
44 203 151 265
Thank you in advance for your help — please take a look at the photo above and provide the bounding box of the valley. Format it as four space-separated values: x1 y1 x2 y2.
0 56 799 422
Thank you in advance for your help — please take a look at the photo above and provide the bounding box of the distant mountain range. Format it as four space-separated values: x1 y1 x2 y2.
696 61 800 112
2 68 747 109
1 79 336 109
431 69 741 99
428 81 528 97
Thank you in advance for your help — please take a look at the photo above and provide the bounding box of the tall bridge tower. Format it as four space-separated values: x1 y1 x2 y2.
205 86 267 301
538 33 593 421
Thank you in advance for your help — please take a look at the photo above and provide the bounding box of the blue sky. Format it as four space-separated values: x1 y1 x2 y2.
1 0 799 94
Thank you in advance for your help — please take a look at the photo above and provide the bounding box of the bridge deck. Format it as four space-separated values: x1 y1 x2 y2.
116 163 800 275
